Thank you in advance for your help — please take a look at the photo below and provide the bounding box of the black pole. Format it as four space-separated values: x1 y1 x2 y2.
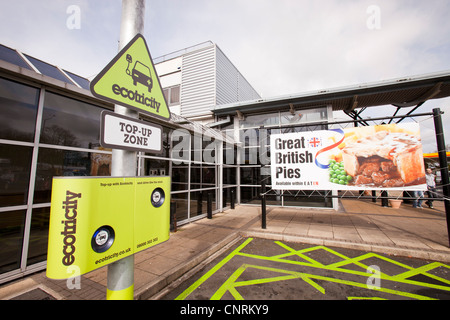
433 108 450 247
207 192 212 219
170 201 177 232
261 195 267 229
230 189 235 210
381 190 388 207
198 192 203 215
261 180 266 229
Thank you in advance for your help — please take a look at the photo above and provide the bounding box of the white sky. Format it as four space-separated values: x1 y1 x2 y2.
1 0 450 152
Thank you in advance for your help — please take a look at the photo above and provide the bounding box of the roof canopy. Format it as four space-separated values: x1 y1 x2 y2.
213 71 450 117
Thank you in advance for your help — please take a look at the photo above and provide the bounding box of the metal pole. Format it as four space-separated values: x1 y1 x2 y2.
107 0 145 300
261 180 266 229
432 108 450 247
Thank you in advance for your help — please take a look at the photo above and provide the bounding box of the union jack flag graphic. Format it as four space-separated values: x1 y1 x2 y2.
308 137 322 148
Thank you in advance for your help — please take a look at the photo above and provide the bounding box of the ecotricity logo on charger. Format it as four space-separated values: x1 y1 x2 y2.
60 190 81 266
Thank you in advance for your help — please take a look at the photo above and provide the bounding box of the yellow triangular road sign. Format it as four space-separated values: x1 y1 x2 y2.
90 34 171 121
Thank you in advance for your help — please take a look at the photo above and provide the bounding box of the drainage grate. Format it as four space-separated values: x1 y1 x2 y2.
10 288 56 300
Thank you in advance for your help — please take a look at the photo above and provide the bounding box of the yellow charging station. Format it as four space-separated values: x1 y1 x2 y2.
47 176 170 280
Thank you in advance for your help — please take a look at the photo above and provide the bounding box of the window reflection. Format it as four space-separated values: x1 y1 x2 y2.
0 210 26 274
24 55 72 84
223 187 236 208
0 77 39 142
171 192 188 222
190 190 215 218
0 44 32 70
172 164 188 191
240 113 279 128
0 144 33 207
223 167 237 186
190 165 215 190
280 107 328 124
40 92 106 149
34 148 111 203
144 158 169 176
240 167 261 185
26 207 50 266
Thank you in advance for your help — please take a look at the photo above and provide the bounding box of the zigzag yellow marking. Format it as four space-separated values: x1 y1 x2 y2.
176 238 450 301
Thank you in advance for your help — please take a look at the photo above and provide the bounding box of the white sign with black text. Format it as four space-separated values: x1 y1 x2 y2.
100 110 163 153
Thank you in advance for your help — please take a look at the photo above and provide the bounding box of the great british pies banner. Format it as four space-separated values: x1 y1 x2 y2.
270 123 427 191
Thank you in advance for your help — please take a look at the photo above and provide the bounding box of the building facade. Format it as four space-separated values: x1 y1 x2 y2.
155 41 261 123
0 43 239 283
0 41 336 284
215 105 335 208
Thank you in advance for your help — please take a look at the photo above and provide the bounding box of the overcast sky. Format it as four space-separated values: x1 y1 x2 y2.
1 0 450 152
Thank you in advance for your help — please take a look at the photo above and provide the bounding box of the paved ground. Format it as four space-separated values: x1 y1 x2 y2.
161 237 450 300
1 198 450 300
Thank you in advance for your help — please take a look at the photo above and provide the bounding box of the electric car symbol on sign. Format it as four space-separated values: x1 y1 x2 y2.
125 54 153 93
132 61 153 92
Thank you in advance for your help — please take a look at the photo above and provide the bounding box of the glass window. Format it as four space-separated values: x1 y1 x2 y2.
164 86 181 106
170 86 180 105
0 44 32 70
190 165 216 190
240 186 261 205
143 158 169 176
26 207 50 266
144 126 171 158
34 148 107 203
63 70 90 90
171 192 188 222
223 167 237 186
240 167 261 185
240 145 260 165
171 129 191 163
190 190 215 218
283 191 332 208
0 144 33 207
240 113 280 128
163 88 169 103
171 164 188 191
0 77 39 142
280 107 328 125
241 186 281 206
223 187 237 208
24 54 72 83
40 92 106 149
190 165 201 190
223 141 236 163
161 126 172 158
191 134 217 164
280 111 305 125
0 209 26 274
202 166 216 186
239 128 259 147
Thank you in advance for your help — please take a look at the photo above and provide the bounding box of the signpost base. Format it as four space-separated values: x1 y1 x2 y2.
107 255 135 300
